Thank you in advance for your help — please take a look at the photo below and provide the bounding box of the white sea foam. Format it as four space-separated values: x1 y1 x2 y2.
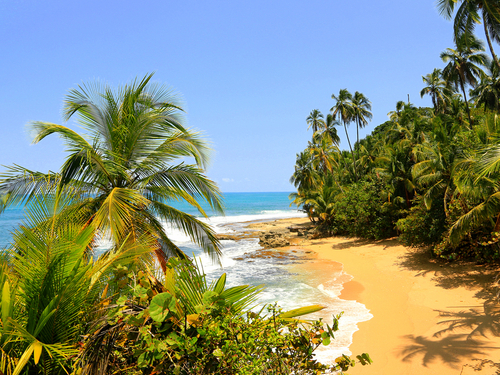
163 211 374 365
98 208 372 365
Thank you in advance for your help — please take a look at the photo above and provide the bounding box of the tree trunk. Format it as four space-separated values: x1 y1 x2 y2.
405 188 411 209
356 120 360 173
459 75 473 127
484 18 500 71
343 122 358 182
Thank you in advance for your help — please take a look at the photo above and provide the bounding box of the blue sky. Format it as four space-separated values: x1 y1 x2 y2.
0 1 473 192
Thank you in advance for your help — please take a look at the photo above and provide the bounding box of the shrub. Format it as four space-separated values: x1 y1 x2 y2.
74 260 372 374
396 195 447 247
331 181 397 240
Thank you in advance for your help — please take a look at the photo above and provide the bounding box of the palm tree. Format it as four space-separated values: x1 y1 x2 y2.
437 0 500 69
376 141 416 209
308 137 339 175
325 113 341 145
412 118 461 214
420 68 452 113
306 109 325 133
331 89 357 181
0 73 224 267
289 174 338 228
351 91 373 168
289 150 318 193
441 113 500 245
0 192 150 375
441 33 489 125
471 60 500 112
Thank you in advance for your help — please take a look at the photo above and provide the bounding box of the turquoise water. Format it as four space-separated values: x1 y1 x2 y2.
0 205 25 248
173 191 298 216
0 192 297 248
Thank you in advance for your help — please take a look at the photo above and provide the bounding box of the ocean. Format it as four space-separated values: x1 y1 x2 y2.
0 192 372 363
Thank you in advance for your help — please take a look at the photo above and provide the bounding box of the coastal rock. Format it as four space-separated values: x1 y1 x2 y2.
216 234 242 241
258 231 290 248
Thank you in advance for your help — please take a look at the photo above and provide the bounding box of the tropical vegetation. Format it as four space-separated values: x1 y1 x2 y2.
291 2 500 263
0 75 370 374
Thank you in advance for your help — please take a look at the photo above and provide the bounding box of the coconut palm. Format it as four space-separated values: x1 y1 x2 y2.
441 33 489 125
388 101 407 123
289 174 338 228
471 60 500 112
0 73 224 266
412 118 461 214
375 138 416 209
437 0 500 69
351 91 373 167
445 94 469 126
331 89 357 180
289 150 318 193
442 113 500 245
308 137 339 175
0 192 150 375
306 109 325 133
324 113 341 145
420 68 452 113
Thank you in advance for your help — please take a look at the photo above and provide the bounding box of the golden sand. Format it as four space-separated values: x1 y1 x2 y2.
247 217 500 375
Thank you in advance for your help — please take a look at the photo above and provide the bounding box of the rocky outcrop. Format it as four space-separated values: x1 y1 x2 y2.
216 234 243 241
258 230 290 248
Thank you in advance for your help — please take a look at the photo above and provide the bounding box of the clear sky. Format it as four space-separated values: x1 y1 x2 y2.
0 1 471 192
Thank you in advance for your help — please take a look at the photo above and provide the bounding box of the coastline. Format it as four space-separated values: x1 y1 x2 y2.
244 217 500 375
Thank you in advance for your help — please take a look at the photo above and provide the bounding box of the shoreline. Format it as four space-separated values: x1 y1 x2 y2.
243 217 500 375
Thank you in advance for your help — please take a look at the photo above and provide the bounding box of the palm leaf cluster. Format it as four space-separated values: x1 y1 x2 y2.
0 73 224 266
0 192 153 375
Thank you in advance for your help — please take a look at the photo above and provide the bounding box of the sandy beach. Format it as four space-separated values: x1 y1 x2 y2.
245 217 500 375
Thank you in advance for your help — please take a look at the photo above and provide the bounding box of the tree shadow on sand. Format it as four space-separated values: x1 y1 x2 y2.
396 247 498 294
463 359 500 374
330 237 401 250
434 300 500 340
395 247 500 369
397 334 499 369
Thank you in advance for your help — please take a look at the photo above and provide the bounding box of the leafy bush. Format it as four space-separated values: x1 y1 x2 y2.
74 259 372 374
330 181 397 240
431 199 500 262
396 195 447 247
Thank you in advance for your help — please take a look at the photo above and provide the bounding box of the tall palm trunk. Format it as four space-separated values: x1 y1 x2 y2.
356 121 360 171
484 19 500 70
343 121 358 181
459 74 473 126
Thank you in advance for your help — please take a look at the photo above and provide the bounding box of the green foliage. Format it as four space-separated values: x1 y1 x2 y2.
0 74 373 375
295 78 500 262
75 260 371 375
0 193 151 375
397 195 447 247
0 73 224 265
331 180 397 240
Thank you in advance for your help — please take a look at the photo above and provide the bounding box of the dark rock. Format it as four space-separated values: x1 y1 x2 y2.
216 234 241 241
258 230 290 248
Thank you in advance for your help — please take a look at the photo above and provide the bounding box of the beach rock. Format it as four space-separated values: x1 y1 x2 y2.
216 234 241 241
258 231 290 248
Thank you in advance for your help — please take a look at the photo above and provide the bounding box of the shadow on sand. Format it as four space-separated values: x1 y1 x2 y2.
330 237 402 251
398 334 498 369
395 246 500 369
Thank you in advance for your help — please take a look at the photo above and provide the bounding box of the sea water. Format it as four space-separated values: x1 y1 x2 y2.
0 192 372 363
